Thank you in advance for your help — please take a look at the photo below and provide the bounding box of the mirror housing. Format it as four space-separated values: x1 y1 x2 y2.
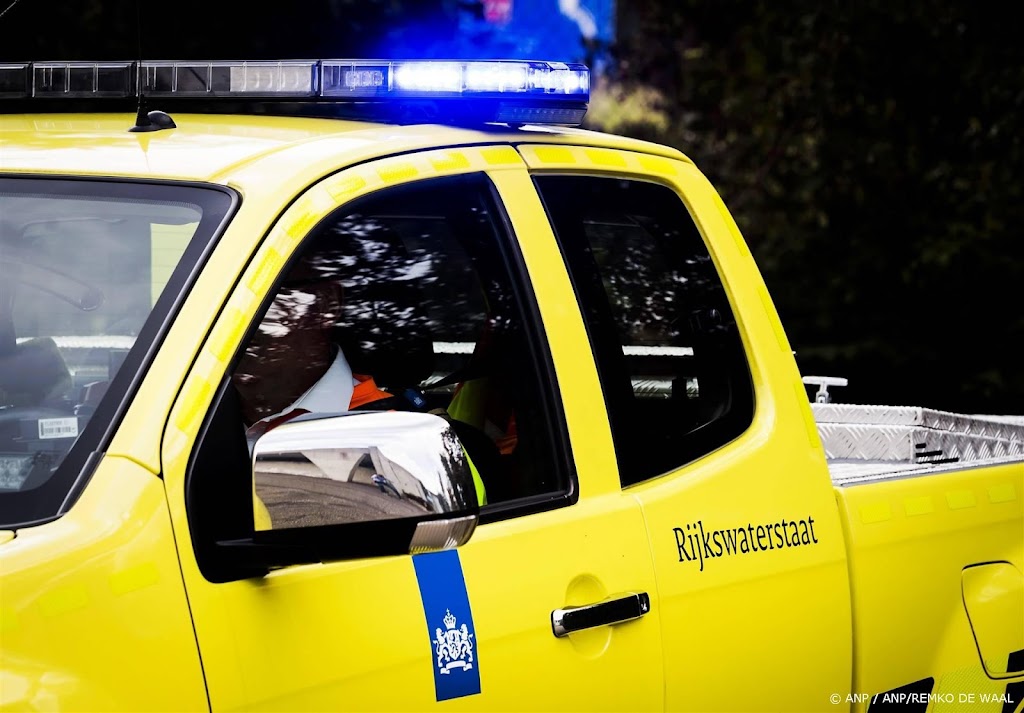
217 411 478 571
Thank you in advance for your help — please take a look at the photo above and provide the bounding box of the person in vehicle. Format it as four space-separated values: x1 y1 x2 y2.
233 258 392 440
231 250 488 506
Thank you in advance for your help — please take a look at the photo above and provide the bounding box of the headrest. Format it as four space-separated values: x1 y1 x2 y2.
0 337 72 406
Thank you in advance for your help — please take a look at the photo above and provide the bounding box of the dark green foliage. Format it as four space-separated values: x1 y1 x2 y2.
604 1 1023 413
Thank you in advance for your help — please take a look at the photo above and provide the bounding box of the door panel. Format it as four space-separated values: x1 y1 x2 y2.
162 147 663 710
457 496 662 710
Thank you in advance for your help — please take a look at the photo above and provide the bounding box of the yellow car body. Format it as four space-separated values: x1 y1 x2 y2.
0 110 1021 712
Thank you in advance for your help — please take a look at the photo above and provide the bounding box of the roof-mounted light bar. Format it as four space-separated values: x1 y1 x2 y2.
319 60 588 97
140 61 318 97
0 59 590 125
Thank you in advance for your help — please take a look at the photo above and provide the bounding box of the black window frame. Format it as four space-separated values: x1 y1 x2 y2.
533 172 755 488
186 171 576 582
0 176 238 529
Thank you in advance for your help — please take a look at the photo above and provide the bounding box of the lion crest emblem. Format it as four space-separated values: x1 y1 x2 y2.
432 608 475 674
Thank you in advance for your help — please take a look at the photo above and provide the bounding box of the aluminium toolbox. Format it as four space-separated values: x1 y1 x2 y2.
811 404 1024 465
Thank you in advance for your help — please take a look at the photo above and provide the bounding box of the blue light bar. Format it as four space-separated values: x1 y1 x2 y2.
320 60 589 124
0 59 591 125
320 60 589 99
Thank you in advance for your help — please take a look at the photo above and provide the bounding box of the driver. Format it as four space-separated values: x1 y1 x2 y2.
231 250 488 506
232 255 392 441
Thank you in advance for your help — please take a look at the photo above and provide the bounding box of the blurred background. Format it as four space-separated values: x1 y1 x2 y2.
2 0 1020 415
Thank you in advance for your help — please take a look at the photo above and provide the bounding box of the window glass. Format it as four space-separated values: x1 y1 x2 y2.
230 174 567 507
0 180 233 527
535 175 753 486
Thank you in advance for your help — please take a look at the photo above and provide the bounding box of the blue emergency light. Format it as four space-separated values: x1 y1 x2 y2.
0 59 590 125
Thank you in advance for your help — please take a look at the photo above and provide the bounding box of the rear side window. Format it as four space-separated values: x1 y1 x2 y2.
535 176 753 486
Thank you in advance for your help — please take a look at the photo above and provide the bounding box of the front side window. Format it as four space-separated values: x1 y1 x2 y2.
223 173 568 513
0 180 234 527
536 175 753 486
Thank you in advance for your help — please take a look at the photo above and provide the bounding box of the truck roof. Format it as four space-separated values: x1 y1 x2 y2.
0 113 690 184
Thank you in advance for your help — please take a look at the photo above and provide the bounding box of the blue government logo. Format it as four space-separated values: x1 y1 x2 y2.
432 608 475 674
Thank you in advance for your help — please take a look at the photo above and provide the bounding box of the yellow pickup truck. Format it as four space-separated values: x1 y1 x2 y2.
0 60 1021 712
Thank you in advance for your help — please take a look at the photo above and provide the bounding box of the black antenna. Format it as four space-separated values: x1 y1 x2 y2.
129 0 155 132
129 0 174 132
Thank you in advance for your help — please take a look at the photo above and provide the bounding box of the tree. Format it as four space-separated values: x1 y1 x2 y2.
594 0 1024 413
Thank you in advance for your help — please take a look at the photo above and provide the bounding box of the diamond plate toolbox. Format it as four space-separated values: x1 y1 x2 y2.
811 404 1024 463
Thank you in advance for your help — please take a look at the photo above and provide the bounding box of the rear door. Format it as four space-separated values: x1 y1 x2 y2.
162 146 664 710
525 146 853 712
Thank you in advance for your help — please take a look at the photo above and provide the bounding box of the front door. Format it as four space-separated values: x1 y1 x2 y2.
161 147 664 710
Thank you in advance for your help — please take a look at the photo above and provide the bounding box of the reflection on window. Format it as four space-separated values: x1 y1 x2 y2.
537 175 753 486
0 193 202 492
151 223 198 303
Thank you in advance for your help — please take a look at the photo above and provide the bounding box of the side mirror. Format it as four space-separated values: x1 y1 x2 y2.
218 411 478 571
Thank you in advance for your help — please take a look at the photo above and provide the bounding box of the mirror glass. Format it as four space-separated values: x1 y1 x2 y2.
252 411 477 532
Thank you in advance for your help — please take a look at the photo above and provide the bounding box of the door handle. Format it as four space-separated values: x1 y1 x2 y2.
551 592 651 638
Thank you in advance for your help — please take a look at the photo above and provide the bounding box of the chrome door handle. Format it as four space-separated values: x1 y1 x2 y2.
551 592 651 638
